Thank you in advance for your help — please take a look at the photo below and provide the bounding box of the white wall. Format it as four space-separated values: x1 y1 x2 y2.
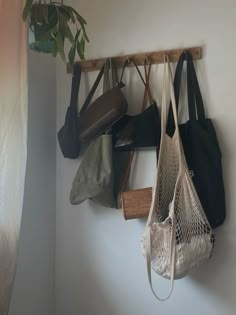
9 51 56 315
56 1 236 314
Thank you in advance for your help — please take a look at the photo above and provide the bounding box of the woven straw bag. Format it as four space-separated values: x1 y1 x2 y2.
142 55 215 301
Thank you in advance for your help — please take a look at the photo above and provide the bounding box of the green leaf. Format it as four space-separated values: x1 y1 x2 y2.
72 9 87 25
56 32 65 62
60 6 75 23
67 26 81 64
70 8 89 42
23 0 34 21
68 44 76 64
38 26 57 42
75 29 81 41
58 12 74 43
79 23 89 42
77 36 85 60
65 24 74 43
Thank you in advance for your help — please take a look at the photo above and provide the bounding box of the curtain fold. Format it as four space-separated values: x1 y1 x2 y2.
0 1 28 314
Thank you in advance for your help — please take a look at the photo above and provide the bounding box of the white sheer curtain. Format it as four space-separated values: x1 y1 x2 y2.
0 1 27 314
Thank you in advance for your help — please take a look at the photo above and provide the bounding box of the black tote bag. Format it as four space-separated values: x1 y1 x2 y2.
167 51 226 229
58 64 81 159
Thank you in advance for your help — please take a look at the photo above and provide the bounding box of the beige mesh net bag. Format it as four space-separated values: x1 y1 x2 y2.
142 55 215 300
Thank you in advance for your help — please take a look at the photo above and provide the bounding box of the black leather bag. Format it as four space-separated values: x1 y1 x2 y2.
167 51 226 229
114 103 160 150
113 60 160 150
58 64 81 159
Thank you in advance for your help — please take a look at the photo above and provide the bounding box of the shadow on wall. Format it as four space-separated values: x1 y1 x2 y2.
76 244 121 315
191 54 236 312
190 227 236 313
190 115 232 306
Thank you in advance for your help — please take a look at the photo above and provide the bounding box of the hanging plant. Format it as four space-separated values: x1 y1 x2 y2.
23 0 89 64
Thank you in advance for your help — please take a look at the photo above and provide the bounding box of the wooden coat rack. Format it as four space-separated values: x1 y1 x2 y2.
67 46 202 73
68 45 203 220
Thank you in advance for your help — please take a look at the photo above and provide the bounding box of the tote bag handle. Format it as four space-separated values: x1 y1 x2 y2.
103 58 119 92
69 63 82 112
167 51 205 134
145 54 181 301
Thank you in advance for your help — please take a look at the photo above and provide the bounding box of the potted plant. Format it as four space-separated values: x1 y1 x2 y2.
23 0 89 64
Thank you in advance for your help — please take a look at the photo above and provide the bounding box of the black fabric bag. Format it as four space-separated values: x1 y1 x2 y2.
58 64 81 159
167 51 226 229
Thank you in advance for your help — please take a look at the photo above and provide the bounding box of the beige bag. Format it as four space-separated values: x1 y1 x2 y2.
142 55 214 301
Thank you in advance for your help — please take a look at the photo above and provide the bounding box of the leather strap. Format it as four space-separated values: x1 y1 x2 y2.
142 59 154 109
112 62 119 87
104 58 119 92
120 59 153 104
79 64 105 114
119 59 129 86
121 60 153 192
70 63 82 111
103 58 111 93
81 58 121 114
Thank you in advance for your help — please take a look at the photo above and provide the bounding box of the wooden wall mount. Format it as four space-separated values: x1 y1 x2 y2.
67 46 202 73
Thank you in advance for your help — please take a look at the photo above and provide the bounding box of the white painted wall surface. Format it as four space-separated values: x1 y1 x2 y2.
56 1 236 314
9 51 56 315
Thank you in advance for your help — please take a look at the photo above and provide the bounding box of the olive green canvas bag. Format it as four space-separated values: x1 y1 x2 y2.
70 133 116 207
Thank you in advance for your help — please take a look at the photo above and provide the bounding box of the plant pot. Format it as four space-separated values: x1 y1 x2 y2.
28 5 58 53
24 1 88 62
29 24 54 53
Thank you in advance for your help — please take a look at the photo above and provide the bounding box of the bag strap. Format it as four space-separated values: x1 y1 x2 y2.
103 58 110 93
187 52 205 120
142 59 155 108
120 61 153 193
80 58 121 114
145 55 181 301
111 60 119 87
145 211 176 301
120 59 154 105
160 55 182 152
103 58 119 93
79 64 105 114
185 51 205 121
69 63 82 111
167 51 205 134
